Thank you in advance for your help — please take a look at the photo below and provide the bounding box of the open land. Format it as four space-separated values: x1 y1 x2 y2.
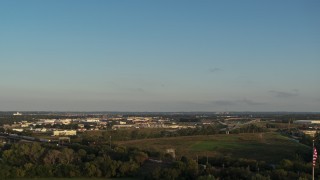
116 132 310 163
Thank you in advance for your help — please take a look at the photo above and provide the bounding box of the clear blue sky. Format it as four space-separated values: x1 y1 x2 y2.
0 0 319 112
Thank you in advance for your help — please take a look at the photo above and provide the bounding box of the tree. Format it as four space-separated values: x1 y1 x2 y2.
2 142 45 166
197 175 216 180
131 151 148 165
118 161 139 177
279 159 293 171
60 148 74 164
21 142 45 164
0 163 12 178
84 162 101 177
271 169 288 180
43 150 61 165
76 149 87 163
161 168 180 180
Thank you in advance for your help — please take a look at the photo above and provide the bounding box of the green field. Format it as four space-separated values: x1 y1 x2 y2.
116 132 311 163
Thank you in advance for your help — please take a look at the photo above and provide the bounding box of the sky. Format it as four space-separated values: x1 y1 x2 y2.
0 0 319 112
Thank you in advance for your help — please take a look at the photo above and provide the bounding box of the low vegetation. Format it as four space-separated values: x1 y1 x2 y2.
116 132 310 163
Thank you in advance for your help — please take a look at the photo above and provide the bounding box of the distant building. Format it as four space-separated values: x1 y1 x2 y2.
83 118 100 123
294 120 320 124
166 148 176 158
20 121 32 127
13 112 22 116
302 130 317 137
12 128 24 132
57 119 72 125
34 128 47 132
78 124 85 128
112 124 134 129
39 119 56 125
53 130 77 136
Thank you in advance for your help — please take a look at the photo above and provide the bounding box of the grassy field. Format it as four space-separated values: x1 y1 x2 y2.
116 132 311 163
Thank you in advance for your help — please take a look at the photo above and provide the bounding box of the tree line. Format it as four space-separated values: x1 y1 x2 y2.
0 140 317 179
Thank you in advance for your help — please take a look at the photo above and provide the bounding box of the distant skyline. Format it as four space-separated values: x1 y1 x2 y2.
1 0 319 112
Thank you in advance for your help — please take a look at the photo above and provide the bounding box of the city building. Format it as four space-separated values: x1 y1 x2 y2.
13 112 22 116
53 130 77 136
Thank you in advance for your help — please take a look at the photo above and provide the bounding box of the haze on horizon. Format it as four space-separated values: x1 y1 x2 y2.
0 0 319 112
